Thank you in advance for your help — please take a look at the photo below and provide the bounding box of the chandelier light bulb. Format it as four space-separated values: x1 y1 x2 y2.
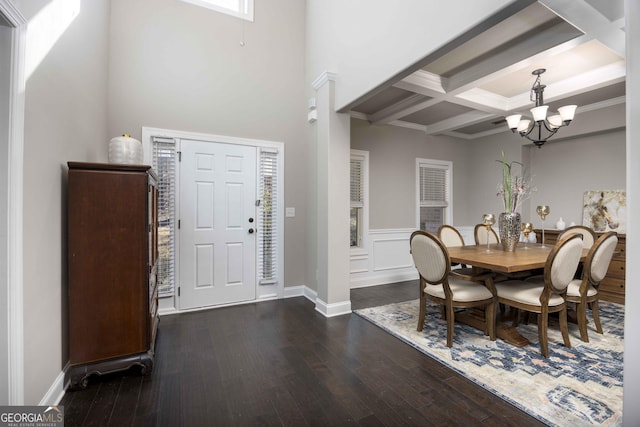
558 105 577 123
517 119 531 133
530 105 549 122
547 114 562 129
506 114 522 130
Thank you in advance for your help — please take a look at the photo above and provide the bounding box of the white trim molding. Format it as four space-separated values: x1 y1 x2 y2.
312 71 337 91
314 297 352 317
283 285 317 304
1 0 27 405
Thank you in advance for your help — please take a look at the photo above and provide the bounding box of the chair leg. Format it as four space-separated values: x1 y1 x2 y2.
591 300 604 334
446 303 455 348
559 305 572 350
576 301 590 342
417 288 427 332
538 310 549 358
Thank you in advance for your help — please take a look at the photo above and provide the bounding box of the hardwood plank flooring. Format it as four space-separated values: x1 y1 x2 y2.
60 281 545 426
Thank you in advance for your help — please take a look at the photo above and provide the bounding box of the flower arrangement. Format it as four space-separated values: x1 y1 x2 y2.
496 151 535 213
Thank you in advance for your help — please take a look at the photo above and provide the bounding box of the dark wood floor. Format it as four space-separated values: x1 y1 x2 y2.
60 281 545 426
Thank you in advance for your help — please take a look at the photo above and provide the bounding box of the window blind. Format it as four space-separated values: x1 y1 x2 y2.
152 137 176 295
258 148 279 285
350 159 364 208
419 166 449 207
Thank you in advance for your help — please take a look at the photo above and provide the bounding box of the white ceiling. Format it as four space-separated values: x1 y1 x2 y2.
349 0 626 141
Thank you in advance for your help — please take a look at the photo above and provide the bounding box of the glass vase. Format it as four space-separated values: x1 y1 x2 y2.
499 212 521 252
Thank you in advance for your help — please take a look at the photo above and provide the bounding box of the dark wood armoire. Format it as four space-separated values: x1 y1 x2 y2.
66 162 159 390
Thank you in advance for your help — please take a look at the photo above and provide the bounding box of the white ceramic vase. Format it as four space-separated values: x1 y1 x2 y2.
108 134 143 164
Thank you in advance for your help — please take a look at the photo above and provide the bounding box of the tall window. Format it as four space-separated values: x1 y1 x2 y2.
258 148 279 284
152 137 177 296
417 159 452 233
350 150 369 249
179 0 254 21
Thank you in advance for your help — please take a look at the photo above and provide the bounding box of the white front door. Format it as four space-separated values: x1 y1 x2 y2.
179 139 257 309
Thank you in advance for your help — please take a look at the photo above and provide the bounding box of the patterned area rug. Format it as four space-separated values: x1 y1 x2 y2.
354 300 624 426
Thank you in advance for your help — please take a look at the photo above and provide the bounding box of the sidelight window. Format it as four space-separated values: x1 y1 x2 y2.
152 137 177 296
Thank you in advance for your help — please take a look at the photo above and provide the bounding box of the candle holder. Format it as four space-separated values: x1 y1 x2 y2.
536 205 550 248
481 213 496 253
521 222 533 249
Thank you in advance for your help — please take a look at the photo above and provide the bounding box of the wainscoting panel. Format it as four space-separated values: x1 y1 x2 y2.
350 226 477 289
350 229 417 288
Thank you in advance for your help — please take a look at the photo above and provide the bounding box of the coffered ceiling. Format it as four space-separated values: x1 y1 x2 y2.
349 0 626 141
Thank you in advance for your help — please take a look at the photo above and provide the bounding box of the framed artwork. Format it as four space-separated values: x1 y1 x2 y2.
582 190 626 233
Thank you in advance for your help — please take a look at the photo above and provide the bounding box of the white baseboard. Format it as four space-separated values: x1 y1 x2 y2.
283 285 317 303
40 365 67 406
314 297 352 317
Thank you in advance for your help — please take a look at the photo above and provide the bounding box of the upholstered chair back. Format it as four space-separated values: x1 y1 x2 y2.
410 231 448 284
559 225 596 249
589 233 618 282
474 224 499 245
548 234 584 293
437 225 465 247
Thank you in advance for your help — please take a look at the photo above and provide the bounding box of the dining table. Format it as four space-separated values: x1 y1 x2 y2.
447 242 554 274
445 242 587 347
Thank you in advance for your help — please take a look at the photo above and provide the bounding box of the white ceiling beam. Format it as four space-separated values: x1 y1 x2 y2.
424 111 498 135
369 94 439 125
446 30 590 93
505 61 626 111
392 70 446 97
453 88 510 113
538 0 625 57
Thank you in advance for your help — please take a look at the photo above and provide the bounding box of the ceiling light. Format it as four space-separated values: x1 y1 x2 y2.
505 69 577 148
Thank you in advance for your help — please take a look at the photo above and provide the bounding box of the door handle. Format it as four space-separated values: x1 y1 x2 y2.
248 228 255 234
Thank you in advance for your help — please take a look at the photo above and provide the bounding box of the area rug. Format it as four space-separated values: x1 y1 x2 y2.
354 300 624 426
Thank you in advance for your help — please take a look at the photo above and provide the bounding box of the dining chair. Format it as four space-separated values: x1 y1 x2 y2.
474 223 499 246
494 233 583 357
565 231 618 342
437 225 474 275
558 225 596 249
410 230 497 348
558 225 598 280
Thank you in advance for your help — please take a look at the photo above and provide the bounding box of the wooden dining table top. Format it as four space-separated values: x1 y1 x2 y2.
447 243 586 273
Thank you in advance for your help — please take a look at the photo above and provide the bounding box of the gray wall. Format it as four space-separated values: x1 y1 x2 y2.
351 107 626 235
108 0 308 291
350 118 473 229
466 104 626 229
13 0 110 403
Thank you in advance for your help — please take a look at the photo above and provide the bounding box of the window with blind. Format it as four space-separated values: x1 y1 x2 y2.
152 137 177 296
350 150 369 249
417 159 452 233
258 148 279 284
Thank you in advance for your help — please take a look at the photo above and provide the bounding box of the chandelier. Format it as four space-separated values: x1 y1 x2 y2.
505 68 577 148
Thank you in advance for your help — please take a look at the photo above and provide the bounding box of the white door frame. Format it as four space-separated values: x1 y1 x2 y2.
142 127 285 312
0 0 26 405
